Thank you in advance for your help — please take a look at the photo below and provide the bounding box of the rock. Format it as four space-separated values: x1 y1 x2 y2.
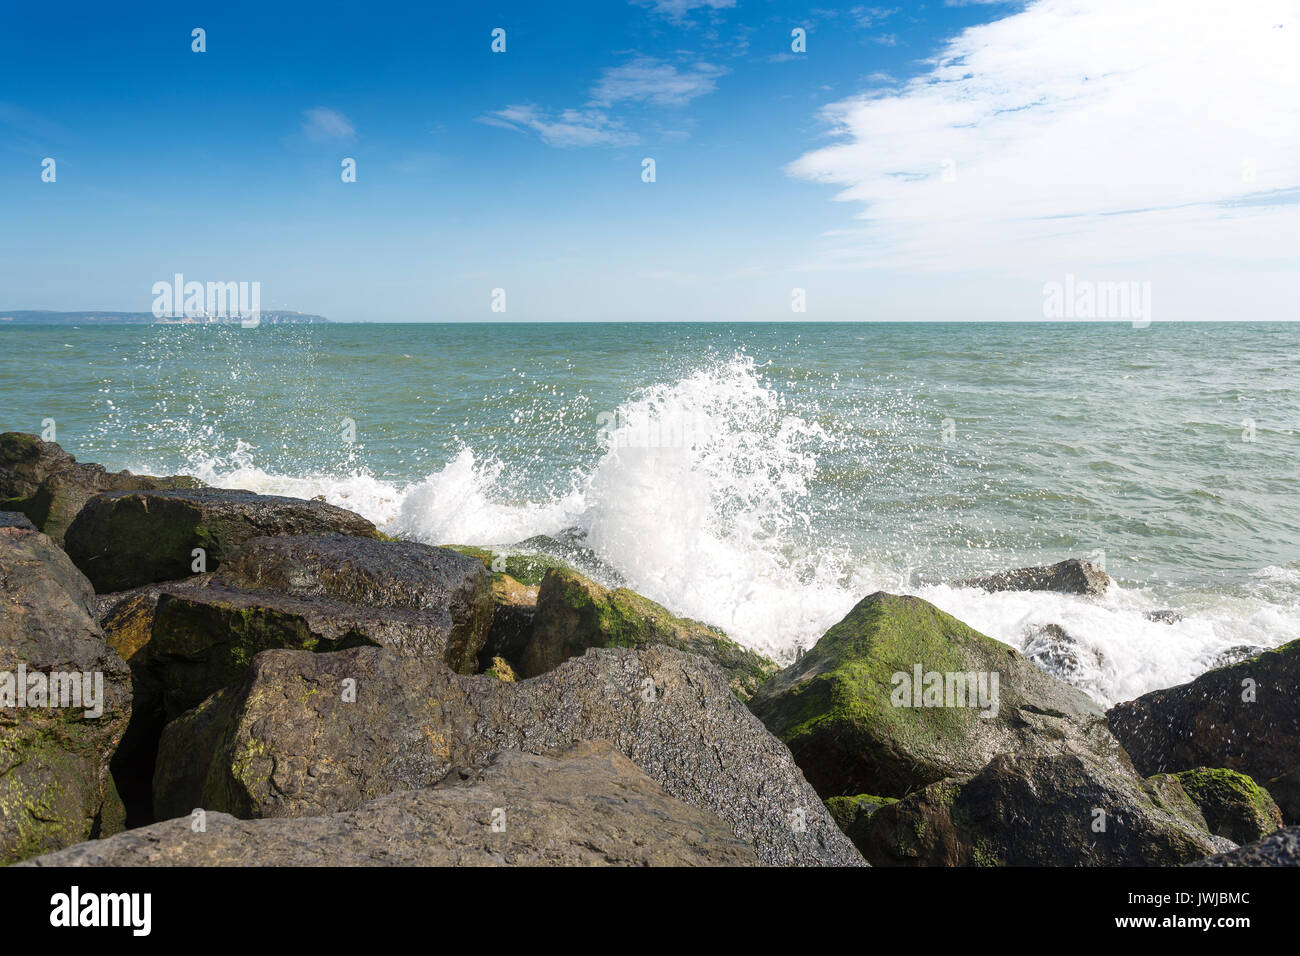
1107 640 1300 803
0 523 131 864
483 656 516 681
956 558 1110 596
447 544 581 589
96 538 489 826
1265 769 1300 825
1145 609 1183 624
747 592 1115 799
522 566 777 700
22 742 758 867
1023 623 1104 682
146 585 484 720
861 752 1233 866
153 644 863 866
64 489 378 591
1190 827 1300 867
443 548 546 674
0 432 201 545
825 794 895 852
1209 644 1264 668
211 535 492 671
1154 768 1284 845
512 529 625 585
0 511 35 530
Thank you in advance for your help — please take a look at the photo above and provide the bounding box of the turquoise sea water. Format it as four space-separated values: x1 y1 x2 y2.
3 321 1297 704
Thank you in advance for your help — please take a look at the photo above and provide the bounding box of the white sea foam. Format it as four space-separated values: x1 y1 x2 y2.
176 356 1300 707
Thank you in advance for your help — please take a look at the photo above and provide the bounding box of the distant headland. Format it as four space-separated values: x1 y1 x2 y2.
0 310 329 325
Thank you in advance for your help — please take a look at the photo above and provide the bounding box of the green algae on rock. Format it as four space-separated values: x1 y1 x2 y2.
747 591 1113 799
1160 768 1284 845
0 523 131 864
523 566 777 701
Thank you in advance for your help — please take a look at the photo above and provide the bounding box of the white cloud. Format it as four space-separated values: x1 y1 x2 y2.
634 0 736 23
301 107 355 139
788 0 1300 273
481 105 638 148
590 58 727 107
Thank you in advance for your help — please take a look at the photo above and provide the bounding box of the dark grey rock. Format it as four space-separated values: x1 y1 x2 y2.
154 643 863 866
22 742 759 866
956 558 1110 596
64 489 378 591
1190 827 1300 867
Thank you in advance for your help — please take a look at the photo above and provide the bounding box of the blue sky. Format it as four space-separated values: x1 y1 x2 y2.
2 0 1298 322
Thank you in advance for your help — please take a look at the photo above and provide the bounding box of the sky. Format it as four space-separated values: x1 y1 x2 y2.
1 0 1298 322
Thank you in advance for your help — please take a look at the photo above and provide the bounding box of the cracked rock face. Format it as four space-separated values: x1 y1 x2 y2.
153 643 864 866
0 524 131 864
22 741 759 867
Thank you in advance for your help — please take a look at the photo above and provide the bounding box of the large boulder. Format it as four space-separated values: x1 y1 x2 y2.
1190 827 1300 867
747 592 1115 799
211 535 492 670
0 432 201 545
1107 639 1300 821
98 537 490 826
153 644 863 866
955 558 1110 596
522 567 777 700
1157 768 1284 845
0 523 131 864
21 741 757 867
63 490 378 591
860 752 1232 866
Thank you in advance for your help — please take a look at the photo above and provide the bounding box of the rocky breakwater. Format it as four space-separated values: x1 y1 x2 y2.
747 579 1280 866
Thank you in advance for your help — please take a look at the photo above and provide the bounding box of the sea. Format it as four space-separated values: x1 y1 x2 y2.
4 320 1297 707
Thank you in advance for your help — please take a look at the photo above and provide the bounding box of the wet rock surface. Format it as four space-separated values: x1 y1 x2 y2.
0 523 131 863
22 741 759 867
153 644 863 866
64 490 378 591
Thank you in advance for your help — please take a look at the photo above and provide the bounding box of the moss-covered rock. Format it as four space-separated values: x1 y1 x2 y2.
862 752 1232 866
0 524 131 864
825 793 896 851
1160 768 1284 844
64 489 379 592
0 432 202 546
747 591 1115 799
522 566 777 701
1108 639 1300 821
445 544 578 589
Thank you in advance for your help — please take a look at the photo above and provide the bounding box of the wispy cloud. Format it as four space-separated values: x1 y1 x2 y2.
485 55 725 148
788 0 1300 271
480 105 638 148
301 107 355 140
590 57 727 108
633 0 736 23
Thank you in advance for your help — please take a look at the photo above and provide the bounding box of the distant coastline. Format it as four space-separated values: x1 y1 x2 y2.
0 310 328 325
